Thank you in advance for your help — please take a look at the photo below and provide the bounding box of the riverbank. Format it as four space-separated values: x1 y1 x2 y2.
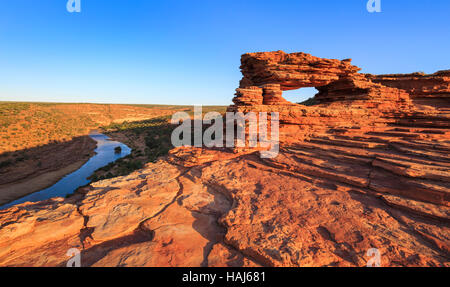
1 133 131 209
0 159 91 206
89 117 176 182
0 106 226 206
92 109 227 182
0 135 97 206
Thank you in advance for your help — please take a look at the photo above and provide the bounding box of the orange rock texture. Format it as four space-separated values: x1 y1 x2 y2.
0 51 448 267
367 71 450 110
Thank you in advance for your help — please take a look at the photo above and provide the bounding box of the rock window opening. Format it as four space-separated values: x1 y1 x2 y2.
282 87 319 106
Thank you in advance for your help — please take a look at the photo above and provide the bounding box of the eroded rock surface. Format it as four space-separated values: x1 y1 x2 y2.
367 71 450 110
0 51 448 266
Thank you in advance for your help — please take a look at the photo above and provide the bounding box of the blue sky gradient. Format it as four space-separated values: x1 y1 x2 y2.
0 0 449 105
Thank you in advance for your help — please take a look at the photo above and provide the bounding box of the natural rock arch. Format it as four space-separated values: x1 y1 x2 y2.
282 87 319 105
234 51 362 106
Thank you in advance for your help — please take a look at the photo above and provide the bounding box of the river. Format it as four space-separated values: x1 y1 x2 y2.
0 132 131 210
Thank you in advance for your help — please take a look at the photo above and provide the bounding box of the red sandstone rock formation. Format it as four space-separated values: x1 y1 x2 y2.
367 71 450 110
0 51 448 267
239 51 360 90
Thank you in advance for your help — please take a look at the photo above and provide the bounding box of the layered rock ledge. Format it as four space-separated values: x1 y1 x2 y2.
0 51 448 267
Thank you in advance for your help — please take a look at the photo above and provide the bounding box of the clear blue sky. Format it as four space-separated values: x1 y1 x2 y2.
0 0 449 105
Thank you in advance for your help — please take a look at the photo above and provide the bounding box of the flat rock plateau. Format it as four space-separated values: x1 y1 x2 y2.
0 51 449 267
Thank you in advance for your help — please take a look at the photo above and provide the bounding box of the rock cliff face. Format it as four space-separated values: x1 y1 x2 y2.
239 51 361 90
367 71 450 111
0 51 448 267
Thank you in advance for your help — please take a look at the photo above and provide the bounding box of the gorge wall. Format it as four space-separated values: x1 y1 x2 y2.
0 51 448 267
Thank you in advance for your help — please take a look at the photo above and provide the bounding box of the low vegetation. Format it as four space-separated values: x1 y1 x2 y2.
298 97 317 106
0 102 227 184
90 106 227 181
0 102 226 153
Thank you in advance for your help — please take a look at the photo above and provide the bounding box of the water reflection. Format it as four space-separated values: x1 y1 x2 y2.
1 133 131 209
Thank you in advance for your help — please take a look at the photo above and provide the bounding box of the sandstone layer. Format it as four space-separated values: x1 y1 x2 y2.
0 51 448 266
367 71 450 111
